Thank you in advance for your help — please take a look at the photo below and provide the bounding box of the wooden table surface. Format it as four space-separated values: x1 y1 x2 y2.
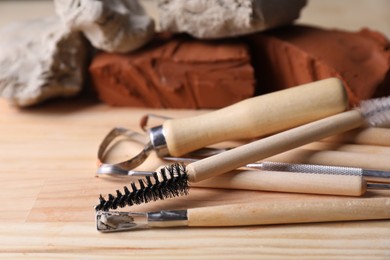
1 96 390 259
1 1 390 259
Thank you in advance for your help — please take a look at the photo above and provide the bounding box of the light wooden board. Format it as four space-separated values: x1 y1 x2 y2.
1 97 390 259
1 1 390 258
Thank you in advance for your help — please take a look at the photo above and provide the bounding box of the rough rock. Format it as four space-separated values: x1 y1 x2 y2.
158 0 307 39
55 0 155 53
0 17 88 107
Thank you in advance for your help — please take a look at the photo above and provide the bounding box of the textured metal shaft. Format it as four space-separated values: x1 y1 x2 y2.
257 161 363 176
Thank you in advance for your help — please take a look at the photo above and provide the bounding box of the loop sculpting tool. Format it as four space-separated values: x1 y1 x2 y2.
95 95 390 211
97 78 348 171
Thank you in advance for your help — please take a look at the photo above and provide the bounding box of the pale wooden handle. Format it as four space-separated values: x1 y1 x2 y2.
164 78 348 156
193 170 366 196
324 127 390 146
187 198 390 227
187 110 364 182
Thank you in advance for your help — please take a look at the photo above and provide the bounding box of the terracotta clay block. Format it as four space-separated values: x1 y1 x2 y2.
249 25 390 105
89 35 255 108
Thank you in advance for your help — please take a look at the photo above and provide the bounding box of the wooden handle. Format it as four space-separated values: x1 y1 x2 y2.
187 110 364 182
324 127 390 146
187 198 390 227
193 170 366 196
163 78 348 156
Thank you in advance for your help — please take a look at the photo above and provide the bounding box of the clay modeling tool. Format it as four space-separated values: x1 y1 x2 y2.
247 161 390 183
194 162 390 196
96 162 390 203
95 95 390 211
95 95 390 210
96 197 390 232
97 78 348 172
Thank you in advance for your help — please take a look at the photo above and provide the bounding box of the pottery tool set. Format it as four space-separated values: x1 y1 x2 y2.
95 78 390 232
97 78 347 170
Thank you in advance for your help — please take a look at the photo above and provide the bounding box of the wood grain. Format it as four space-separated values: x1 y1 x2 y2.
1 0 390 258
1 221 390 259
1 97 390 259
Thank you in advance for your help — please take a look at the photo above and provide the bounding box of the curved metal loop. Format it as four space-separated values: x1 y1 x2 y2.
97 126 232 175
97 127 153 174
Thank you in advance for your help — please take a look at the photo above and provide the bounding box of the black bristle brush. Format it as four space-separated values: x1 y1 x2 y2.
96 164 189 211
96 96 390 211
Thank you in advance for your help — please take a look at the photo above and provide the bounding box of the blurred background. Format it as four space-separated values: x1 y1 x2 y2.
0 0 389 36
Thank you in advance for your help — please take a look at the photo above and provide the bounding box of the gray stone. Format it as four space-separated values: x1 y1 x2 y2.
158 0 307 39
0 17 88 107
54 0 155 53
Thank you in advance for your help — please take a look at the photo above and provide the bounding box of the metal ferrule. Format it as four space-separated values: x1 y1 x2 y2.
148 125 169 157
148 210 188 228
96 210 188 232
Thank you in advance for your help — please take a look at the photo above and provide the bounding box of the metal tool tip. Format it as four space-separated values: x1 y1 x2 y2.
96 211 148 232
